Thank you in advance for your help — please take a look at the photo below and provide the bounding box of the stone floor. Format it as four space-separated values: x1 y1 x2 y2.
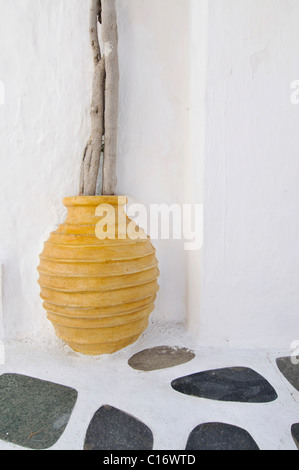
0 321 298 450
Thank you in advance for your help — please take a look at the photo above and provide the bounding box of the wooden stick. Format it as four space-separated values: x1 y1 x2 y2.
79 0 105 196
101 0 119 196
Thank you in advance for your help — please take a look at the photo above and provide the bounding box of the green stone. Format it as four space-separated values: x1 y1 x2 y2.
0 374 77 449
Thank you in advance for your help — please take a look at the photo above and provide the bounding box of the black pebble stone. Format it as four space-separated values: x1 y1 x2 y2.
276 357 299 392
171 367 278 403
186 422 260 451
84 405 154 451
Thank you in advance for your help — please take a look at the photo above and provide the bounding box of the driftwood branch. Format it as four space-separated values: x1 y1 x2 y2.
79 0 105 196
101 0 119 196
79 0 119 196
90 0 101 65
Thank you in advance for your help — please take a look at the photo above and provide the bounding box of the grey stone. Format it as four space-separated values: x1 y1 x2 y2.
291 424 299 450
276 357 299 392
171 367 278 403
84 405 153 450
186 423 260 451
128 346 195 371
0 373 77 450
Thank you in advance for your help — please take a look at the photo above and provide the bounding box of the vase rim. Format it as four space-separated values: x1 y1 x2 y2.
63 196 128 207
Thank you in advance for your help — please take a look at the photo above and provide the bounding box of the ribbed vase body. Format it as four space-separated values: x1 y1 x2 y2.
38 196 159 355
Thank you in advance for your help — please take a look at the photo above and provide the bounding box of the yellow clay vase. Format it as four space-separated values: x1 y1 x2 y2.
38 196 159 355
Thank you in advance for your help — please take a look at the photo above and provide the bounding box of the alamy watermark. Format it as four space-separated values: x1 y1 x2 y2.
95 197 203 251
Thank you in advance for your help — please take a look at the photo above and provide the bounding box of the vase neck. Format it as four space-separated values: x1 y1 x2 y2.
64 196 127 226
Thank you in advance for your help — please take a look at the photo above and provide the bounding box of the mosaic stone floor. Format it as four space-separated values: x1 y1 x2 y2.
0 322 298 450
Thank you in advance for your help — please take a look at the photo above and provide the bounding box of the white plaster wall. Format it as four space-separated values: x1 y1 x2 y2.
116 0 189 325
0 0 189 340
192 0 299 349
2 0 298 351
185 0 208 337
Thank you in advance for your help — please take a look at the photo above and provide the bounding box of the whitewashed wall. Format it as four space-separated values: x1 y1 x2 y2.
1 0 299 351
189 0 299 349
0 0 189 341
116 0 189 326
